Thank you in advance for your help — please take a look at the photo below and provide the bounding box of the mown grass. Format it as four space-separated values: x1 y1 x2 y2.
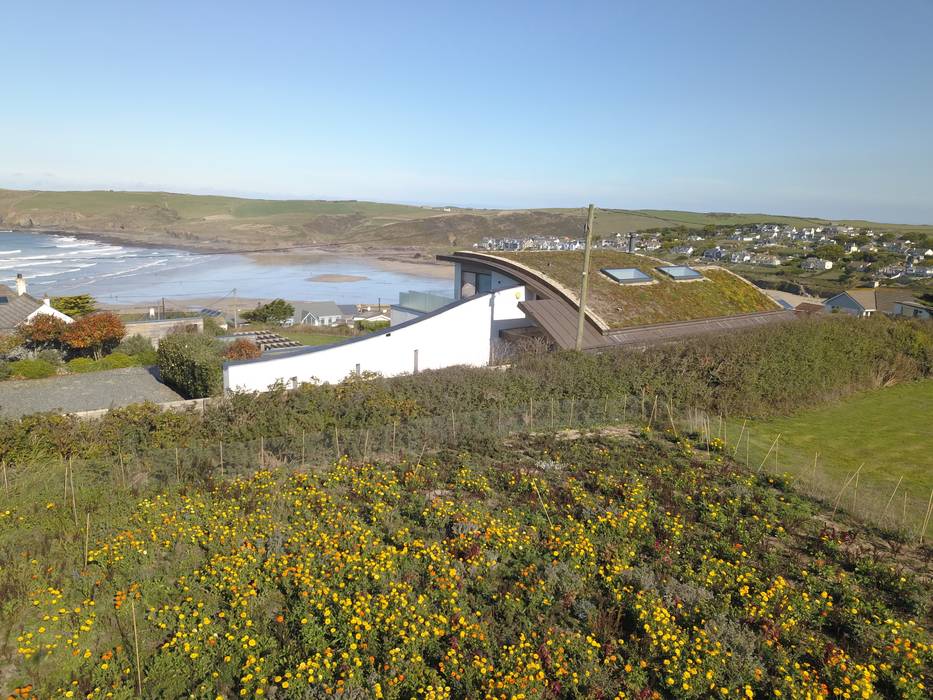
732 380 933 502
495 250 777 328
1 430 929 698
278 329 344 346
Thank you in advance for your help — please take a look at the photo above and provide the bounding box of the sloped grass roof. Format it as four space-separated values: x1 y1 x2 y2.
494 250 778 328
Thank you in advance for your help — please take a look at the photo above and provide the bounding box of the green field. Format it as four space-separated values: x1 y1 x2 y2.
730 380 933 528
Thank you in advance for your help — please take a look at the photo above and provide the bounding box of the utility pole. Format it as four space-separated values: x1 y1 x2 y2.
575 204 596 351
161 297 166 321
233 288 238 329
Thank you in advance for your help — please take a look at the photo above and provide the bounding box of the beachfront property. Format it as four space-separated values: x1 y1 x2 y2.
223 250 789 392
0 274 73 332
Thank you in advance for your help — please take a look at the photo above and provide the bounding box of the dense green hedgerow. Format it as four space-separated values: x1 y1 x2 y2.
156 332 224 399
0 316 929 461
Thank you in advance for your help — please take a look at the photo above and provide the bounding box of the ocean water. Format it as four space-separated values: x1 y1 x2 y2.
0 230 450 306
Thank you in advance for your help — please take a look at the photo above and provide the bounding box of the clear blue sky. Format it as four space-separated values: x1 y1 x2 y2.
3 0 932 222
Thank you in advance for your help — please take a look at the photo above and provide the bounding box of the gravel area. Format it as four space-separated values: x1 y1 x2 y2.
0 367 183 418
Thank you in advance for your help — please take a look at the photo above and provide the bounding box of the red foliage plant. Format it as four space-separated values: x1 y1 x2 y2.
223 339 262 361
17 314 68 350
62 312 126 359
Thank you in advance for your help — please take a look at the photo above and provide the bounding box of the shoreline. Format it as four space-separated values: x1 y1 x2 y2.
6 226 456 280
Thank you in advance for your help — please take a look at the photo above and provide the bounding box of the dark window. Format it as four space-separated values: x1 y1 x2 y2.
476 273 492 293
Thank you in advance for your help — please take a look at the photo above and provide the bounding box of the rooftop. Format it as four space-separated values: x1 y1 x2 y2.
0 284 43 332
484 250 779 329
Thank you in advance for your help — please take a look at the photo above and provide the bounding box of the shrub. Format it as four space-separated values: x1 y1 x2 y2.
36 348 64 366
223 339 262 360
62 311 126 359
0 333 21 359
17 314 67 351
202 317 226 336
67 357 97 373
0 360 10 380
157 333 224 399
9 359 57 379
116 334 154 356
98 352 137 370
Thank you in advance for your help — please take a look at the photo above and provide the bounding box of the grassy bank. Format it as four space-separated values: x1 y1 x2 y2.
728 380 933 513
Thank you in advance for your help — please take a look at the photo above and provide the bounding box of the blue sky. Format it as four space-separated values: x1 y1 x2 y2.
3 0 932 222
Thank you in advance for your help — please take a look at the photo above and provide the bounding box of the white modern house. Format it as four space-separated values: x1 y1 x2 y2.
224 285 529 391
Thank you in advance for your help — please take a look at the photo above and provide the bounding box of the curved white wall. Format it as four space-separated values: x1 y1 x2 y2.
224 286 527 392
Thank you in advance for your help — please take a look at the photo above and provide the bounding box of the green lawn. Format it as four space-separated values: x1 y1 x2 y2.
278 329 345 346
728 380 933 531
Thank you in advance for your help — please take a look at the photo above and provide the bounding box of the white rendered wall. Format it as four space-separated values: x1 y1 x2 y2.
224 287 528 392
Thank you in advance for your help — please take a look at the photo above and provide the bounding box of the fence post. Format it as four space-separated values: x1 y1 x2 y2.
569 397 575 427
2 460 7 493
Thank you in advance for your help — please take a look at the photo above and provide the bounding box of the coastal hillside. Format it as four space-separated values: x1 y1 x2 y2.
1 188 930 254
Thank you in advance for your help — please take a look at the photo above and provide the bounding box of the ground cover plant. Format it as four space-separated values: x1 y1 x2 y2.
0 430 929 698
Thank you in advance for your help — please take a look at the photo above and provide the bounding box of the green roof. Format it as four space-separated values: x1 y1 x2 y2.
491 250 779 329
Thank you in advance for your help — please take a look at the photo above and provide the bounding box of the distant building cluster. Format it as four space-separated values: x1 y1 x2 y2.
476 223 932 281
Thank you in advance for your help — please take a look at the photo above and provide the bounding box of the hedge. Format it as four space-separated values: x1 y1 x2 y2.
0 315 930 462
156 333 224 399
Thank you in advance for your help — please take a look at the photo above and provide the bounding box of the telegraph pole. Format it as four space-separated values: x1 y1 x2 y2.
233 288 238 329
575 204 596 351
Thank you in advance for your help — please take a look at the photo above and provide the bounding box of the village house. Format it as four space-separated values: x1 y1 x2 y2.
892 300 932 320
823 287 908 317
801 257 834 271
292 301 343 327
0 274 73 333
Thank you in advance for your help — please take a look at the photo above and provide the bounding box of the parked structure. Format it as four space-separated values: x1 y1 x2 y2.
0 274 73 332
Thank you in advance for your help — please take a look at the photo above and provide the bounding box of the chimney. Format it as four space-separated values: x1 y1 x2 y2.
15 274 26 296
42 294 51 307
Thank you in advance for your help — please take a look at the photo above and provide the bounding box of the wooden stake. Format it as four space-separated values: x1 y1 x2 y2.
119 453 127 489
665 399 678 438
219 443 224 478
451 409 457 441
550 397 555 429
334 426 340 460
757 434 781 473
831 464 863 518
532 478 553 529
174 447 180 482
363 429 370 462
920 488 933 545
2 460 7 492
881 476 903 521
63 456 68 508
732 420 747 457
259 436 264 467
569 397 575 426
69 458 78 527
131 599 143 696
528 398 534 431
648 395 658 428
391 423 397 455
301 430 306 465
84 512 90 568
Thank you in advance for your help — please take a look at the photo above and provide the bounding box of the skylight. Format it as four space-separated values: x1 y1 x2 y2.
602 268 652 284
656 265 704 281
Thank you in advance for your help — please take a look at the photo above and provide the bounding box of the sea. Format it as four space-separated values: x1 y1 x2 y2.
0 230 450 307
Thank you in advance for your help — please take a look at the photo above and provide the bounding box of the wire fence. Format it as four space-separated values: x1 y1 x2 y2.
1 394 930 540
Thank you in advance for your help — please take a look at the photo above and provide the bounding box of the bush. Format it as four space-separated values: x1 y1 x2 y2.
157 333 224 399
67 357 97 373
223 339 262 360
98 352 137 370
9 359 57 379
0 360 10 380
62 311 126 359
116 335 157 365
202 317 226 337
36 348 64 366
116 334 154 356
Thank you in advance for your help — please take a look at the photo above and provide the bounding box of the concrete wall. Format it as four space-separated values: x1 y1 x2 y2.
124 318 204 347
224 287 528 392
